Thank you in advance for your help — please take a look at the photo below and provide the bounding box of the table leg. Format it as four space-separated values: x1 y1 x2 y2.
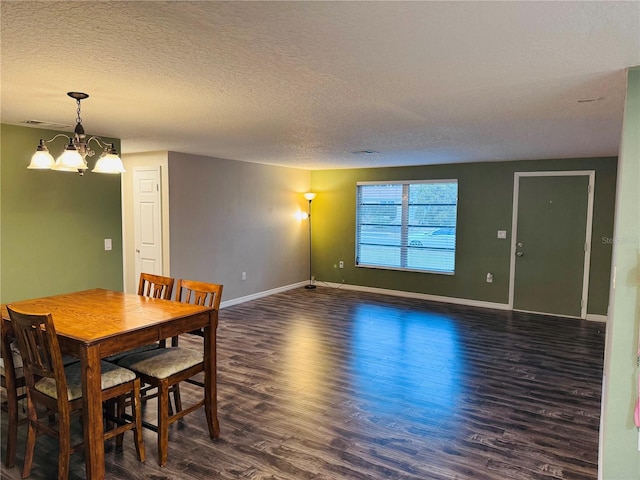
81 346 105 480
204 310 220 438
1 322 18 468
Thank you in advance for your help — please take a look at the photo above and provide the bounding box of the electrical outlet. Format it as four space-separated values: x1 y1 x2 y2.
241 272 247 281
486 272 493 283
339 261 344 269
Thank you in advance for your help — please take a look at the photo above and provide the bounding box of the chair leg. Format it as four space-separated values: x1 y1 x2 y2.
21 421 36 479
131 380 146 463
157 382 170 466
21 397 38 479
171 384 182 413
57 411 71 480
4 384 18 468
114 396 125 449
103 399 113 437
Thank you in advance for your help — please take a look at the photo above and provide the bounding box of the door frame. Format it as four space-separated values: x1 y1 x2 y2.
508 170 595 319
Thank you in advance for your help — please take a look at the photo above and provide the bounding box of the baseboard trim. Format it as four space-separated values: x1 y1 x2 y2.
219 281 308 309
221 281 608 322
320 282 511 311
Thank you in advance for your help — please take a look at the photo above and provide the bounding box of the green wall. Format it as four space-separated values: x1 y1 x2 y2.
311 156 617 315
0 124 123 303
600 67 640 479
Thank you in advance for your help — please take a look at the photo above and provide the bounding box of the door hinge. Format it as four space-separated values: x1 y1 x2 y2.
585 242 589 252
588 184 592 194
157 184 159 191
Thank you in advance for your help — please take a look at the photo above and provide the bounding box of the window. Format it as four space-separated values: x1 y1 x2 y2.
356 180 458 274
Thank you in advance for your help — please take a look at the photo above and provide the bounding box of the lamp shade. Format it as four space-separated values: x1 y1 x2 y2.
28 149 55 169
304 192 317 201
92 152 126 174
53 150 86 171
53 143 87 172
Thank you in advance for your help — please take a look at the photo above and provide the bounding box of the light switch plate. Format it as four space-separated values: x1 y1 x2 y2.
497 230 507 239
104 239 112 251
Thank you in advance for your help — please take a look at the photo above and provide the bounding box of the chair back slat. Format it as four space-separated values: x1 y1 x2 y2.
176 279 223 310
138 273 175 300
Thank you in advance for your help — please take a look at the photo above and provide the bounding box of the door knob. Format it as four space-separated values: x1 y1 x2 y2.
516 251 524 257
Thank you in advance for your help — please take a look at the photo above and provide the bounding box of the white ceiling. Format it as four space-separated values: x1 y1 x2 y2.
2 1 639 170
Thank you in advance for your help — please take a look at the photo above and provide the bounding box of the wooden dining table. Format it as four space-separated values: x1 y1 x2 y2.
1 288 220 480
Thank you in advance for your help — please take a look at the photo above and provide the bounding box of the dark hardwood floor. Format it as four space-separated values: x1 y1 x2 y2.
1 286 605 479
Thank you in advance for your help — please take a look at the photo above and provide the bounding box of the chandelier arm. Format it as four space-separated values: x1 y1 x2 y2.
42 133 72 144
86 136 114 151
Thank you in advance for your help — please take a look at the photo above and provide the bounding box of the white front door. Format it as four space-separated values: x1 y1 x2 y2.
133 166 163 281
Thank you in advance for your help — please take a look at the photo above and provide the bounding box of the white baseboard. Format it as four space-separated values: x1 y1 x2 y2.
219 281 307 309
221 281 608 323
320 282 511 311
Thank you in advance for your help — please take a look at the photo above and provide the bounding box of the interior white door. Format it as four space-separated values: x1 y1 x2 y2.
133 166 163 281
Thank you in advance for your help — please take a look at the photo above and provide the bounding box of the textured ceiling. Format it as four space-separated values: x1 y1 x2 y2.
1 1 639 170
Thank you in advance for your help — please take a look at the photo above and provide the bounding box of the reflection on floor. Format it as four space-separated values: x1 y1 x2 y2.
1 286 605 479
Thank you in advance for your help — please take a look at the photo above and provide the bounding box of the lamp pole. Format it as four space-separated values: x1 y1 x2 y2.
304 193 317 289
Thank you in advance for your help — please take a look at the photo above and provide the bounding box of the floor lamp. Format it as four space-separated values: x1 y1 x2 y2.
304 192 317 289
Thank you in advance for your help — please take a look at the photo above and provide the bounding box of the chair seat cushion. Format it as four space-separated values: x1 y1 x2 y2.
1 341 24 378
35 360 137 401
1 340 24 378
117 347 202 379
0 357 23 379
104 343 159 363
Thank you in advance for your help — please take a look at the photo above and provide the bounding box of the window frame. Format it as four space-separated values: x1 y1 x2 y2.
355 179 458 275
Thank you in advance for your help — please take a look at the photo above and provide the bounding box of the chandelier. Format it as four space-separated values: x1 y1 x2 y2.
28 92 126 175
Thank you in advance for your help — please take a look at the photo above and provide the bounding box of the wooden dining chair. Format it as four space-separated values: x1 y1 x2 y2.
7 305 146 479
117 279 223 466
166 280 223 410
1 324 80 469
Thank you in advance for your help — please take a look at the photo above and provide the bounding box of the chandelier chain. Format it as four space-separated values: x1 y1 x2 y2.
76 99 83 125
